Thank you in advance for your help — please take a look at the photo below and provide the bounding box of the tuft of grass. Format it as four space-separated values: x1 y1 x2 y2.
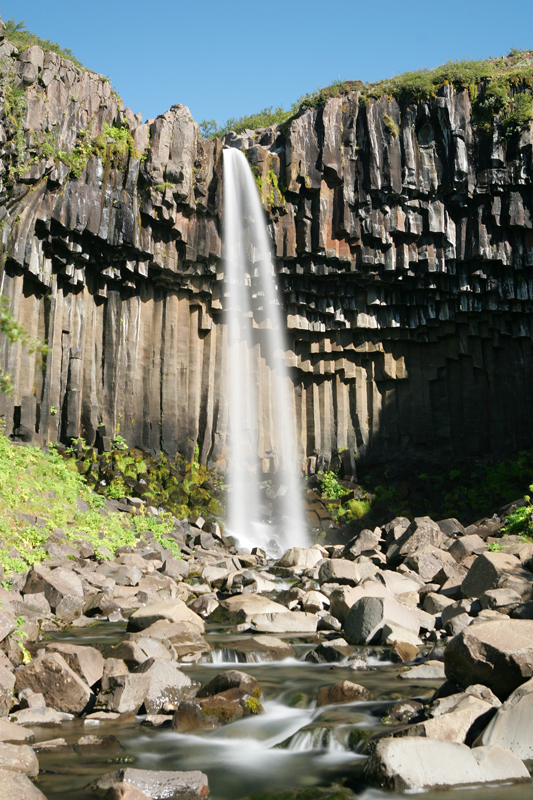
4 18 85 69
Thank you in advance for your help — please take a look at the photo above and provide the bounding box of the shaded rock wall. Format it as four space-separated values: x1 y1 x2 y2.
1 38 533 471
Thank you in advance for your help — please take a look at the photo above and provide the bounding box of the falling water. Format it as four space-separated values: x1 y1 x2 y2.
223 147 307 552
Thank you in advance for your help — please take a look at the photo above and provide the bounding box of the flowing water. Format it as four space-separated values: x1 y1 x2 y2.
223 148 307 553
34 587 532 800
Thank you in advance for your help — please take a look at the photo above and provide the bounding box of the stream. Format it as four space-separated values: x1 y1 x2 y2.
31 600 532 800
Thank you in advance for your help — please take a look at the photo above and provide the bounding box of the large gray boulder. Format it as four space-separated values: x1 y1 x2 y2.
444 619 533 699
15 653 93 715
479 675 533 758
318 559 377 586
23 567 85 620
135 659 193 714
365 737 530 791
386 517 450 566
461 552 533 599
46 643 104 687
127 600 204 633
0 768 48 799
344 596 420 645
94 768 209 799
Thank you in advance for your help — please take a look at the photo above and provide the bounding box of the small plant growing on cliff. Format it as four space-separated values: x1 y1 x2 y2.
319 471 348 500
383 114 399 138
4 18 85 69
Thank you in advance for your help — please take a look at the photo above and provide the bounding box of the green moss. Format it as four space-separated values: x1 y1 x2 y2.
383 114 399 138
244 696 264 714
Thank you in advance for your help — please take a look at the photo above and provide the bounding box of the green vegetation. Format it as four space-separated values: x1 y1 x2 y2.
4 18 85 69
383 114 399 138
320 471 348 500
57 122 143 180
0 427 222 579
0 296 48 394
202 50 533 142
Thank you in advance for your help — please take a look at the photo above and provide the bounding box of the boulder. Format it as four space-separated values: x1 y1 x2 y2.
134 660 193 714
218 636 295 662
23 566 85 620
105 637 174 667
461 552 533 599
0 742 39 776
386 517 450 566
318 559 377 586
209 594 288 625
0 720 33 743
171 691 256 732
448 534 488 563
479 675 533 758
0 769 48 799
342 529 381 559
196 670 259 699
399 660 446 680
444 619 533 699
365 738 530 791
306 639 353 664
407 547 457 584
407 694 495 743
10 707 74 725
15 653 93 715
104 783 152 800
344 596 420 645
316 681 370 706
329 583 393 624
94 768 209 800
276 547 323 569
46 643 104 687
250 610 318 634
133 620 211 660
127 600 204 633
96 673 150 714
0 665 15 717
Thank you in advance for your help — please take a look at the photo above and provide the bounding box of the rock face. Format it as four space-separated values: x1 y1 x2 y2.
2 42 533 472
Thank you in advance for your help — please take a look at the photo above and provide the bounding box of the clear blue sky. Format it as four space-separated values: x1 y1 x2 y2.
3 0 532 126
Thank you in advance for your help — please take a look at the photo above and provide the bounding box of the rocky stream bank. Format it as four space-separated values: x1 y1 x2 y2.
0 497 531 799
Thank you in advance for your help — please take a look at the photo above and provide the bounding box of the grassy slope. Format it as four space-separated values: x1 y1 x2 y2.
0 430 180 581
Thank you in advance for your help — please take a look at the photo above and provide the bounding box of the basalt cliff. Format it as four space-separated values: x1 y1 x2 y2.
1 28 533 475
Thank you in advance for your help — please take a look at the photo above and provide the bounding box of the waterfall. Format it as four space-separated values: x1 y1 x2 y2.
223 148 307 552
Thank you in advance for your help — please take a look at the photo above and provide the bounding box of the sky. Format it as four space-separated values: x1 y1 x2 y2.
2 0 533 127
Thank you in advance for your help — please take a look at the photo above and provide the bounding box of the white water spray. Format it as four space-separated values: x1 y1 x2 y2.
223 148 307 552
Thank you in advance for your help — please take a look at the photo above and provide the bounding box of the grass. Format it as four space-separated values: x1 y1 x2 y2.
202 49 533 141
4 18 85 70
0 427 179 580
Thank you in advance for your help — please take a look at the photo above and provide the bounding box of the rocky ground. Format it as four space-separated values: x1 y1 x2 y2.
0 500 531 798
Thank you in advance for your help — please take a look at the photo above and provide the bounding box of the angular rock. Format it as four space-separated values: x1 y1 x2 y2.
365 738 530 791
387 518 450 566
94 768 209 800
23 566 85 620
218 636 295 662
344 596 420 645
135 659 193 714
479 675 533 758
15 653 93 715
133 620 211 660
316 681 370 706
104 783 152 800
0 742 39 776
276 547 324 569
0 769 48 799
250 610 318 634
96 673 150 714
46 643 104 688
127 600 204 633
461 552 533 599
0 720 34 743
0 665 15 717
318 559 377 586
196 670 259 699
408 694 494 743
444 619 533 699
209 594 287 625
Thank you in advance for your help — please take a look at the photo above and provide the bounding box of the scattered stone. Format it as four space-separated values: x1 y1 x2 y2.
32 738 69 752
461 552 533 599
75 734 123 754
479 675 533 758
444 619 533 699
344 596 420 645
399 660 446 680
10 707 74 726
316 681 370 707
134 659 193 714
0 742 38 776
0 769 48 799
15 653 94 715
127 600 204 633
219 636 295 662
94 768 209 800
96 673 150 714
196 670 259 699
0 720 34 743
46 642 105 687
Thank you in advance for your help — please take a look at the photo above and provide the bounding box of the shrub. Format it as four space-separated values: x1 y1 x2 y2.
4 18 85 69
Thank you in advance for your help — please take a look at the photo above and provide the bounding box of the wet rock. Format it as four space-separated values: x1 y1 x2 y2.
15 653 93 715
133 620 211 661
196 670 259 699
10 707 74 725
344 596 420 645
104 783 152 800
0 769 48 799
105 636 174 667
365 738 530 791
32 738 69 752
316 680 370 706
317 614 342 632
478 675 533 758
399 660 446 680
387 699 424 723
250 610 318 634
96 673 150 714
46 643 105 687
127 600 204 633
444 619 533 699
208 594 287 625
134 659 193 714
390 641 420 663
0 720 34 743
0 742 39 776
171 696 244 731
306 639 353 663
218 635 295 662
75 734 123 755
94 768 209 799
